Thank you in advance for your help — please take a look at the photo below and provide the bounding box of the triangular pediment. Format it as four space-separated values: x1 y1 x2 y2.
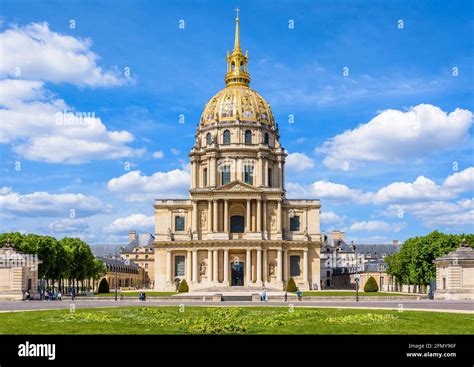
214 180 261 193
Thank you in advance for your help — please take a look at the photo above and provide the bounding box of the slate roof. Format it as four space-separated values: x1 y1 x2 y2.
433 244 474 262
353 244 400 258
98 256 139 270
124 232 155 252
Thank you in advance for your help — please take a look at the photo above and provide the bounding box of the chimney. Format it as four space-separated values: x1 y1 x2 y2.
392 240 399 245
129 230 136 242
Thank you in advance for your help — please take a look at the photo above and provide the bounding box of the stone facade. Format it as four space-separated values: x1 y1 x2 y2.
0 247 41 300
121 231 155 288
433 242 474 300
154 15 322 292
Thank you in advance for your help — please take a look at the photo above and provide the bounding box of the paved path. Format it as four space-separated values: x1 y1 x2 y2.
0 299 472 313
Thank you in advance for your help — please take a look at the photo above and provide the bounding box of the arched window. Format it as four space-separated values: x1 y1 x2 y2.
264 133 269 145
244 130 252 145
206 133 212 146
223 130 231 144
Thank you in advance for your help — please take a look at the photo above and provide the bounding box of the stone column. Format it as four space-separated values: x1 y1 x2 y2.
277 200 282 233
190 160 195 189
186 250 192 281
207 249 213 282
208 200 213 233
213 250 219 283
256 199 262 232
263 200 267 236
192 201 198 233
192 250 198 282
278 160 282 189
303 249 309 282
224 199 229 233
166 251 172 283
256 248 262 284
213 199 218 232
210 157 216 186
223 249 229 285
246 199 251 232
277 249 283 282
246 249 252 284
264 158 269 186
263 249 268 284
283 249 289 281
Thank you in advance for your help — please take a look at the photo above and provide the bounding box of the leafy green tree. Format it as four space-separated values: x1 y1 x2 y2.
386 231 473 286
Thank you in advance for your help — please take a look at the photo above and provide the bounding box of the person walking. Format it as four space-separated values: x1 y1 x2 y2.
57 291 62 301
261 288 267 303
296 288 302 301
284 291 288 302
70 287 75 301
24 290 30 301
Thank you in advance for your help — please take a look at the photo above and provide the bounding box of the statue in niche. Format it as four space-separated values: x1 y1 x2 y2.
200 210 207 227
270 211 276 229
200 261 207 275
269 263 275 276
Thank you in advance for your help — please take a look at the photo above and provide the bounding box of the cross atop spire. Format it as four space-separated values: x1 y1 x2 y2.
234 7 240 19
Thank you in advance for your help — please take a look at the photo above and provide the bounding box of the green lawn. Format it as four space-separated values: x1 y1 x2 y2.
300 291 417 297
93 292 175 297
0 306 471 334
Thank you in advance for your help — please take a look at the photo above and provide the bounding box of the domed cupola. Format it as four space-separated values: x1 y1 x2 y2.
200 12 275 127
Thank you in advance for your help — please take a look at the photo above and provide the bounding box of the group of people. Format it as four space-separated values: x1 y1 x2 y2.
138 292 147 301
24 287 78 301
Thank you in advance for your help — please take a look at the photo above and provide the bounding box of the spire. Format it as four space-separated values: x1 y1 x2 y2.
225 9 251 87
234 8 241 51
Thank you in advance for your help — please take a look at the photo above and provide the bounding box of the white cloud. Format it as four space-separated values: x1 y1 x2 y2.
0 79 143 163
0 187 111 217
170 148 181 156
311 180 373 204
0 22 125 86
107 169 190 201
350 220 406 232
373 167 474 204
317 104 472 169
442 167 474 193
103 214 154 233
286 152 315 171
385 199 474 228
49 218 89 233
152 150 164 159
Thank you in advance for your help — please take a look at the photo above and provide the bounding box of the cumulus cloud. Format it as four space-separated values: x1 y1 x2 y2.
385 199 474 228
311 181 373 204
0 187 111 217
286 152 315 171
103 214 154 233
317 104 472 170
0 79 143 163
373 167 474 204
0 22 125 86
49 218 89 233
107 169 190 201
350 220 406 232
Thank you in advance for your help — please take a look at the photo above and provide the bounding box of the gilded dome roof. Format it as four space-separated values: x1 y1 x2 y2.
200 85 275 126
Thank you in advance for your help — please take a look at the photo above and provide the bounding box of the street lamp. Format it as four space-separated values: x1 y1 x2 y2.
113 246 125 302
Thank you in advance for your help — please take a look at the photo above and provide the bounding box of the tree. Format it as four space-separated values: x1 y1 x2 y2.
97 278 110 293
286 277 297 292
364 276 379 292
386 231 473 286
178 279 189 293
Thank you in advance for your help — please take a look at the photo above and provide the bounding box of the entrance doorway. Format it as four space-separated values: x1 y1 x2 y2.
231 262 244 286
231 215 244 233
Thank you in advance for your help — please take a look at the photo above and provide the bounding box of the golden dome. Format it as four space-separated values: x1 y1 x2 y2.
200 85 275 126
200 11 275 127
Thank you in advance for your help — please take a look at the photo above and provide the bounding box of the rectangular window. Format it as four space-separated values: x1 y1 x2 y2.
244 165 253 185
203 168 208 187
290 216 300 232
174 255 185 277
175 216 185 232
268 168 272 187
290 255 301 277
221 166 231 185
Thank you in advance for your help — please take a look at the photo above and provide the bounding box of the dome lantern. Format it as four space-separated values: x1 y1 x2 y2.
225 9 251 87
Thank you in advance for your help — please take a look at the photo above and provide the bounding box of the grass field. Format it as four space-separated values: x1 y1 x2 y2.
0 306 472 334
94 292 175 297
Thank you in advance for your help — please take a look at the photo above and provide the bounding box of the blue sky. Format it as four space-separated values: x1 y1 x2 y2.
0 0 473 244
